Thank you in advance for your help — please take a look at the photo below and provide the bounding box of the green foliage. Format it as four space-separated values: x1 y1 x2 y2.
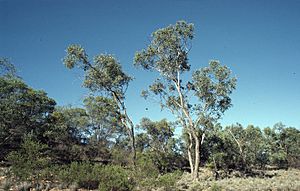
155 170 183 190
98 165 134 191
134 160 182 191
52 106 89 141
134 20 236 178
136 118 185 172
192 60 236 120
135 152 159 179
270 150 288 168
111 147 132 166
84 96 125 146
63 43 136 165
63 45 132 96
210 182 222 191
0 58 18 78
56 162 134 190
205 122 300 172
44 106 90 162
134 20 194 78
256 149 269 168
263 123 300 168
138 118 174 151
57 162 101 189
0 77 56 160
134 21 236 123
6 135 49 181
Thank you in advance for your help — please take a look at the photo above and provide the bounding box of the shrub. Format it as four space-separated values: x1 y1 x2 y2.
111 148 131 166
6 135 49 181
132 153 160 189
1 178 12 191
210 182 222 191
135 152 159 179
155 170 183 190
56 162 134 190
98 165 134 191
270 151 288 169
57 161 102 189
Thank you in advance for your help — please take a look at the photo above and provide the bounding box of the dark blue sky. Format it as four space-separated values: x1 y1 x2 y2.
1 0 300 129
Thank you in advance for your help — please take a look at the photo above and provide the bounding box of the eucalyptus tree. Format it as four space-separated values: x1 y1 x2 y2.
134 21 236 179
47 106 90 162
83 96 124 144
137 118 185 172
137 118 175 153
264 123 300 168
0 76 56 160
63 46 137 164
0 58 18 78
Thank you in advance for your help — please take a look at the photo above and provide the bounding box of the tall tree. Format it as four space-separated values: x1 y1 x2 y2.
0 77 56 160
134 21 236 179
63 46 137 165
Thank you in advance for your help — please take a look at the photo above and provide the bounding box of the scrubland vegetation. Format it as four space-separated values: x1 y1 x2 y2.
0 21 299 190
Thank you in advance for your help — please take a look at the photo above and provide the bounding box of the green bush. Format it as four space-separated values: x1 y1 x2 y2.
57 161 102 189
135 152 159 179
56 162 134 190
131 152 160 189
271 151 288 169
111 148 131 166
155 170 183 190
210 182 222 191
6 135 49 181
98 165 134 191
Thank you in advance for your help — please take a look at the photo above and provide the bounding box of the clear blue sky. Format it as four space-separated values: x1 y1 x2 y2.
1 0 299 130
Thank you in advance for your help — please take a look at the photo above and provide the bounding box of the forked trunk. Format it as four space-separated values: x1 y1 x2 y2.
192 132 205 180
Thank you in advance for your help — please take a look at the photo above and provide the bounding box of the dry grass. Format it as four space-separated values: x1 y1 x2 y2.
176 168 300 191
1 167 300 191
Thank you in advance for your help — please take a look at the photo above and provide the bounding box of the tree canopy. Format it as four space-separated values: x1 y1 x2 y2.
1 20 299 190
134 20 236 179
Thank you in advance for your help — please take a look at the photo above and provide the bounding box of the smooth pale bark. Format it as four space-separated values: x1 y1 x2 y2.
229 130 246 170
180 118 195 175
187 132 194 175
128 116 137 166
112 92 136 166
174 71 202 180
192 132 200 179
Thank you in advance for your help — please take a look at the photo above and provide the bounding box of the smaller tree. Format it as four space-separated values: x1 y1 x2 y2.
45 106 90 162
84 96 126 161
63 45 136 165
201 124 230 176
264 123 300 168
84 96 124 144
7 134 49 181
226 124 270 171
136 118 184 172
